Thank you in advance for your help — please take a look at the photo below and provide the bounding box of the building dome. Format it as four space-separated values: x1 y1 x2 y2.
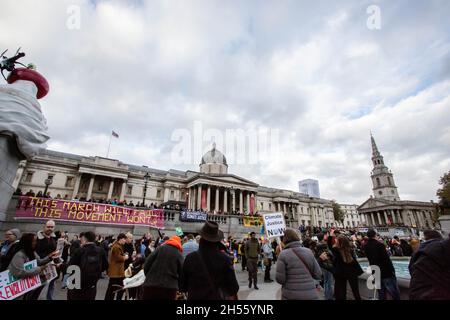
200 144 228 174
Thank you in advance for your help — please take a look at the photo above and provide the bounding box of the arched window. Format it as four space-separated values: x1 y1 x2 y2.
387 176 391 186
378 190 382 195
376 177 381 187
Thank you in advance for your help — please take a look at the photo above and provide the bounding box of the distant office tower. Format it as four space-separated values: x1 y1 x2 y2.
299 179 320 198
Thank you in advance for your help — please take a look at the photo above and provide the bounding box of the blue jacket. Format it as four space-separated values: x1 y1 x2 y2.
182 240 199 258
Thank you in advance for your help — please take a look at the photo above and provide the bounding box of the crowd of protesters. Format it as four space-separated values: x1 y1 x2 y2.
1 217 449 300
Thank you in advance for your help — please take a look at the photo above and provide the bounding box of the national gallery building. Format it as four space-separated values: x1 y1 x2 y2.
2 146 336 236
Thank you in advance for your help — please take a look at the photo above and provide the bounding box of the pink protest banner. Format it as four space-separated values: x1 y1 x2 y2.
15 196 165 229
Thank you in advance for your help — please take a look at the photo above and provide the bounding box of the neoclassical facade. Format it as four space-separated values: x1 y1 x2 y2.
12 145 336 229
336 204 361 228
358 135 436 229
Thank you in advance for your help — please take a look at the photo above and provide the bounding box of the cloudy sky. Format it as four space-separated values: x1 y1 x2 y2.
1 0 449 204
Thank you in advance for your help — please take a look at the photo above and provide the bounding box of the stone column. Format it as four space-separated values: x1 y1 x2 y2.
120 180 127 201
215 187 220 212
391 209 397 224
207 185 211 212
72 174 82 199
86 175 95 200
239 190 243 213
399 209 405 225
283 203 287 213
188 187 193 210
107 179 114 200
246 193 250 213
193 186 197 210
197 184 202 210
417 211 425 228
376 212 382 226
231 189 236 213
223 189 228 213
384 211 389 225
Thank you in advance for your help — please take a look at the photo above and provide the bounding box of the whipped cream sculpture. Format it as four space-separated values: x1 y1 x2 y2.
0 48 50 159
0 49 50 221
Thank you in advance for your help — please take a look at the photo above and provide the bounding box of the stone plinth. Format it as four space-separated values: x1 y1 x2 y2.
0 136 24 230
438 215 450 237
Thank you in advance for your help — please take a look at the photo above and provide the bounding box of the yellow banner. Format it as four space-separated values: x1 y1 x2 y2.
243 216 263 227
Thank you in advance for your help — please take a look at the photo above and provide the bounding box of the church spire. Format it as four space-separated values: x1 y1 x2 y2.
371 133 380 158
369 134 400 201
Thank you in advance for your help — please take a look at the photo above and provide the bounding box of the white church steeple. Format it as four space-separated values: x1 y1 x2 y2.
370 134 400 201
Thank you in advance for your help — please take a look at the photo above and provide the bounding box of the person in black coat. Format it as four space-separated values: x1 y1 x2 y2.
35 220 58 300
409 236 450 300
363 229 400 300
408 230 443 273
324 232 363 300
67 231 108 300
181 221 239 300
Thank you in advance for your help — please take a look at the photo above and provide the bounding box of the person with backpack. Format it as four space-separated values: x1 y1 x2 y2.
67 231 108 300
181 221 239 300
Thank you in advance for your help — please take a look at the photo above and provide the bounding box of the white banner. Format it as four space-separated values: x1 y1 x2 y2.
0 260 42 300
262 212 286 238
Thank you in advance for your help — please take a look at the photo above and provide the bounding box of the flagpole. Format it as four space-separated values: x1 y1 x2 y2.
106 133 112 158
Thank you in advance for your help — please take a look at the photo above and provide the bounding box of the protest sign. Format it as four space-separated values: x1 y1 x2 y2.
242 216 263 227
41 263 58 283
0 260 42 300
262 212 286 238
15 196 164 229
179 211 207 222
175 227 184 237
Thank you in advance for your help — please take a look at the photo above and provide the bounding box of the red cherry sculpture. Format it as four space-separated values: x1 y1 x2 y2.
7 67 49 99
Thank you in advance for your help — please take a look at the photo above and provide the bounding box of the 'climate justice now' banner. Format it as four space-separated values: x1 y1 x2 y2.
15 196 165 229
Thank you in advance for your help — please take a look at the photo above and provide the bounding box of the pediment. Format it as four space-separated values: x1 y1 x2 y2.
188 173 258 188
358 197 392 210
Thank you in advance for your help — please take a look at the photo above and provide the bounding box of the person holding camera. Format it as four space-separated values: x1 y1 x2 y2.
104 233 129 300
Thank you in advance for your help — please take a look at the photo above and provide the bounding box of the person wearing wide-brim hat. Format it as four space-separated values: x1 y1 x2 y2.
180 221 239 300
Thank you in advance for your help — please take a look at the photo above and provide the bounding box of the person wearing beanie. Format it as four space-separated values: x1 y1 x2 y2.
0 229 22 271
142 235 184 300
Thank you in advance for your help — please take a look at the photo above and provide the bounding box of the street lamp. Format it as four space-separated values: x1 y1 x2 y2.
142 172 150 206
43 177 53 197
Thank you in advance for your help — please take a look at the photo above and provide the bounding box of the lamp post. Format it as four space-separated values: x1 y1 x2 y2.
43 177 53 197
142 172 150 206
